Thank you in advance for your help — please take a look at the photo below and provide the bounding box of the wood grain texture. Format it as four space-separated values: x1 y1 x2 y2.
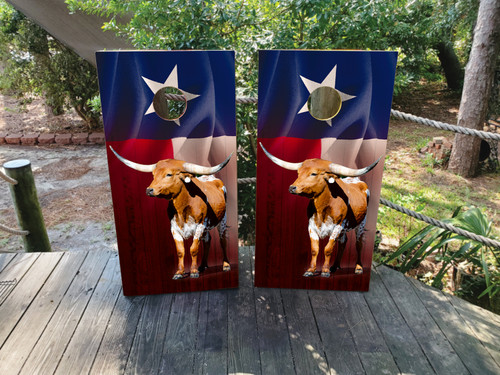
336 290 401 375
281 288 330 374
254 285 295 374
408 276 499 374
309 290 365 374
0 252 57 347
446 292 500 367
21 251 113 375
125 294 173 375
365 268 435 374
227 246 261 375
376 265 468 374
0 252 16 273
193 290 228 375
0 251 499 375
0 252 88 375
54 253 121 375
90 293 146 374
158 292 201 375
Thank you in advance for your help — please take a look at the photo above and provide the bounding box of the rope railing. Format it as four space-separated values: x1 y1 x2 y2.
0 167 27 237
390 109 500 141
165 92 499 140
0 169 17 185
237 177 500 249
379 198 500 249
0 223 28 236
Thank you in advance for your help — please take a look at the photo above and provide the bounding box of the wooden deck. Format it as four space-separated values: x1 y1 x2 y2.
0 247 499 375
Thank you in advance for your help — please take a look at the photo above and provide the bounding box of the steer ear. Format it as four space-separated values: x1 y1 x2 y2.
325 175 336 184
180 173 192 183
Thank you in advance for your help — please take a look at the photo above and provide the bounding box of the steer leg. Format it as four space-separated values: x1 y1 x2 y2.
189 239 201 278
322 224 345 277
330 231 348 274
354 220 366 274
172 239 187 280
198 231 211 273
321 238 336 277
171 223 187 280
190 223 206 278
219 213 230 272
304 235 320 277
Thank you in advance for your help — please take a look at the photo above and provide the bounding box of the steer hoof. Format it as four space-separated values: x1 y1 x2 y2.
172 273 187 280
321 271 331 278
354 264 363 274
223 262 231 272
198 264 208 273
303 271 315 277
190 271 200 278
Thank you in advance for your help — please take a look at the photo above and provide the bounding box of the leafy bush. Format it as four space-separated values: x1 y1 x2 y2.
0 2 101 128
383 206 499 311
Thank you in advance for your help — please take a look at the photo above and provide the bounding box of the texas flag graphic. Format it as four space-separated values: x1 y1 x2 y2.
255 50 397 291
96 51 237 296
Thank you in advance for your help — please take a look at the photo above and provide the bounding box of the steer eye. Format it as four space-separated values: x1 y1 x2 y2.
311 173 318 176
165 173 172 177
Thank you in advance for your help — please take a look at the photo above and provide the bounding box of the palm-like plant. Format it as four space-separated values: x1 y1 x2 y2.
383 206 499 306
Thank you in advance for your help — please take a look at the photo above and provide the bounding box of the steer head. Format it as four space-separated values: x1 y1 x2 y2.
109 146 231 200
259 143 381 198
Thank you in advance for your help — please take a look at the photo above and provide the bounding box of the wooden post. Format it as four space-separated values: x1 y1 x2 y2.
3 159 51 252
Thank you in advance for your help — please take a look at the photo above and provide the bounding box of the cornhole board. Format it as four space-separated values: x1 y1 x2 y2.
255 50 397 291
96 51 238 295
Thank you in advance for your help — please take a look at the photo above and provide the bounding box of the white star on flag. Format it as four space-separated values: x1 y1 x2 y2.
142 65 199 125
298 65 356 126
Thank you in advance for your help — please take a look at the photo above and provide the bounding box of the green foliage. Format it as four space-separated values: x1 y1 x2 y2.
0 2 101 128
383 206 499 309
65 0 480 242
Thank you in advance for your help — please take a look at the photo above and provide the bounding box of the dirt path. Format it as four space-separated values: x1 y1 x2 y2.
0 144 116 252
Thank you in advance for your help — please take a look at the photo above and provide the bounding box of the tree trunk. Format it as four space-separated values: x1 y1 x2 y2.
435 41 464 91
448 0 500 177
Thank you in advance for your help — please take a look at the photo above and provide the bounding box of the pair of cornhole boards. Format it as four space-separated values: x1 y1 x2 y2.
96 50 397 296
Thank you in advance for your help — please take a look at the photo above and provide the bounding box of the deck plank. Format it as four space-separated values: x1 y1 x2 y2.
124 294 173 374
0 251 87 374
446 293 500 367
193 290 229 375
22 251 113 375
0 249 498 374
90 293 146 375
281 288 329 374
0 252 16 273
409 276 500 375
309 290 365 374
254 285 295 374
376 265 469 375
336 289 400 375
365 267 436 374
54 252 121 375
0 252 58 348
227 246 261 375
158 292 201 375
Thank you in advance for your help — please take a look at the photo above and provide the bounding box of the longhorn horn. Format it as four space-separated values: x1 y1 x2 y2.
259 143 302 171
109 146 157 173
329 156 382 177
182 152 233 175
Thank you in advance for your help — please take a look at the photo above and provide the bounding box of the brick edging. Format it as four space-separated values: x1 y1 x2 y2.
0 132 105 146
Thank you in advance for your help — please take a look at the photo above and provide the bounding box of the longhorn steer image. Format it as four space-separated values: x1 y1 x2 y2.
260 143 381 278
109 146 232 280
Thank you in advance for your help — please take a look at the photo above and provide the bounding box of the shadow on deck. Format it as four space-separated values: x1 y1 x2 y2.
0 247 499 374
